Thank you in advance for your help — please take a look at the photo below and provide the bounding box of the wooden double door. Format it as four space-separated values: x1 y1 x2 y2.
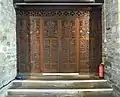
17 8 102 73
30 17 90 73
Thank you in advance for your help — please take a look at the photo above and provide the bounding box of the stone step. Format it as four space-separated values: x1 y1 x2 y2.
17 73 99 80
10 80 110 89
7 74 114 97
7 90 113 97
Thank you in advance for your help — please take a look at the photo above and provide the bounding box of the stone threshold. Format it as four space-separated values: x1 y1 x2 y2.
13 79 107 83
42 73 79 75
17 73 100 80
8 88 113 92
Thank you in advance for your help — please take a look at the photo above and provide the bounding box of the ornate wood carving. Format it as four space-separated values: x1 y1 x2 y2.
30 17 41 73
17 10 89 17
17 16 31 73
17 8 102 74
78 12 90 73
43 19 59 72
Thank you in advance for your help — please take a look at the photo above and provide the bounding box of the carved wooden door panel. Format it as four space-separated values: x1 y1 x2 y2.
42 18 59 72
30 17 41 73
17 16 31 73
78 13 90 73
59 19 77 72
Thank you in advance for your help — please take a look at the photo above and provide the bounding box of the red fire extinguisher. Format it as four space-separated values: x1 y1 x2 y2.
99 63 104 79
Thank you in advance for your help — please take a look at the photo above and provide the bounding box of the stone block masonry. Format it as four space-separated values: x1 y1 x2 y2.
103 0 120 97
0 0 17 97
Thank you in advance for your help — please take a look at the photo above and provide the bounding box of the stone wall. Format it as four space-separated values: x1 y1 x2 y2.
0 0 17 97
103 0 120 97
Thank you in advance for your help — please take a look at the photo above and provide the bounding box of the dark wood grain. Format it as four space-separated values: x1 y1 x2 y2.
17 7 102 74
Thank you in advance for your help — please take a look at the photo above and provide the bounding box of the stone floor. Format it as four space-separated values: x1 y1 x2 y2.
6 74 115 97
